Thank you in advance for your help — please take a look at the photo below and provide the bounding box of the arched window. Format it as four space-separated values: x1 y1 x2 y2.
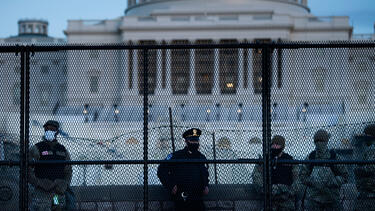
171 40 190 94
137 40 157 95
39 83 52 106
195 40 214 94
88 70 100 93
13 83 21 105
354 80 370 105
219 39 238 94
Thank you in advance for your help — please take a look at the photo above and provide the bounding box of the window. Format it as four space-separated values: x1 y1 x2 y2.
89 50 100 59
355 80 369 105
52 60 59 66
27 24 33 33
219 15 238 21
219 39 238 94
357 60 369 73
89 75 99 93
41 65 49 74
253 14 272 20
21 25 26 33
195 40 214 94
14 66 21 74
252 39 272 94
171 40 190 94
137 40 157 95
40 85 52 106
313 67 326 92
36 25 41 33
13 83 20 105
171 16 190 21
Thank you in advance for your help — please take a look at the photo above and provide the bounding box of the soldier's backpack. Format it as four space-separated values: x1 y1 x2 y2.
307 149 340 176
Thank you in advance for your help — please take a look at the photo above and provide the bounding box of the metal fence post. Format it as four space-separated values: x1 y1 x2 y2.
143 48 149 211
19 45 31 211
262 44 272 211
212 132 218 185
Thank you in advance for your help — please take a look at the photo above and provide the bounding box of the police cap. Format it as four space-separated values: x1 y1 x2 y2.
183 128 201 141
43 120 60 130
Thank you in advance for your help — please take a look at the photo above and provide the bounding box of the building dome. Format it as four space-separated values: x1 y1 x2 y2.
125 0 309 16
18 19 48 36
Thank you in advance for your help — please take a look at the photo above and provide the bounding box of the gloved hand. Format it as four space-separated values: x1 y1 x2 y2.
54 179 68 195
37 178 55 192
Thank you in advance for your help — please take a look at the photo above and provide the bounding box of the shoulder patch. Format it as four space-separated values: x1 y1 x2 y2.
166 153 173 160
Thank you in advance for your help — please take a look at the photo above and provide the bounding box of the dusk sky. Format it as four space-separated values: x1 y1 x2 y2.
1 0 374 38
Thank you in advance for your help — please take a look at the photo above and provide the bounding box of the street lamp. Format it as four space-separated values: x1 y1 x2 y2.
83 104 89 123
272 103 278 120
302 102 308 122
206 109 211 122
113 104 119 122
238 103 243 122
216 103 221 121
180 103 185 122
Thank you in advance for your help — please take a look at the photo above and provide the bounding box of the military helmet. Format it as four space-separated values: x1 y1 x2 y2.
313 129 330 142
43 120 59 130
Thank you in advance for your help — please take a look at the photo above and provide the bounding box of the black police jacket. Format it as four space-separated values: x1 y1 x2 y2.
271 152 294 186
34 141 68 180
157 147 209 199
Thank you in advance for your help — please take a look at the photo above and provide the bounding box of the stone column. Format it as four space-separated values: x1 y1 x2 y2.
188 48 196 95
120 50 129 100
165 49 172 95
213 48 220 95
131 50 138 95
237 48 245 94
247 48 254 94
155 49 163 94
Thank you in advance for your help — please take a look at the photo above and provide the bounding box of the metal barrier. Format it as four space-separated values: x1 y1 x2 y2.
0 42 374 210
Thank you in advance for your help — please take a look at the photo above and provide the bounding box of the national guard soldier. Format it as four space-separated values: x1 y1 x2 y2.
252 135 300 211
29 120 72 211
300 129 349 211
354 124 375 211
157 128 209 211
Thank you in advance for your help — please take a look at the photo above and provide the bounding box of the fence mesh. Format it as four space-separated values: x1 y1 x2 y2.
0 42 374 210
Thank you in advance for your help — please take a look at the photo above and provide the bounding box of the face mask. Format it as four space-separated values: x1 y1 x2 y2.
44 130 56 141
315 141 328 153
271 148 283 158
187 143 199 153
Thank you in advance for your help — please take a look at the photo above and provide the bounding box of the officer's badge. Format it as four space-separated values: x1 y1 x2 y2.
193 129 198 136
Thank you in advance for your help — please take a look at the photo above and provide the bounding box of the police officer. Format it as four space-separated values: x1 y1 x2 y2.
354 124 375 211
300 129 349 211
29 120 72 211
157 128 209 211
252 135 299 211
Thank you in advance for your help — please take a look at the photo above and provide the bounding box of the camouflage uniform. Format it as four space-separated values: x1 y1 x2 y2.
252 136 300 211
354 124 375 211
300 130 349 211
29 121 72 211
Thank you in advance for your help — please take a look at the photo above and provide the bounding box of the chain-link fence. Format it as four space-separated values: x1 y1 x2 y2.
0 42 374 210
